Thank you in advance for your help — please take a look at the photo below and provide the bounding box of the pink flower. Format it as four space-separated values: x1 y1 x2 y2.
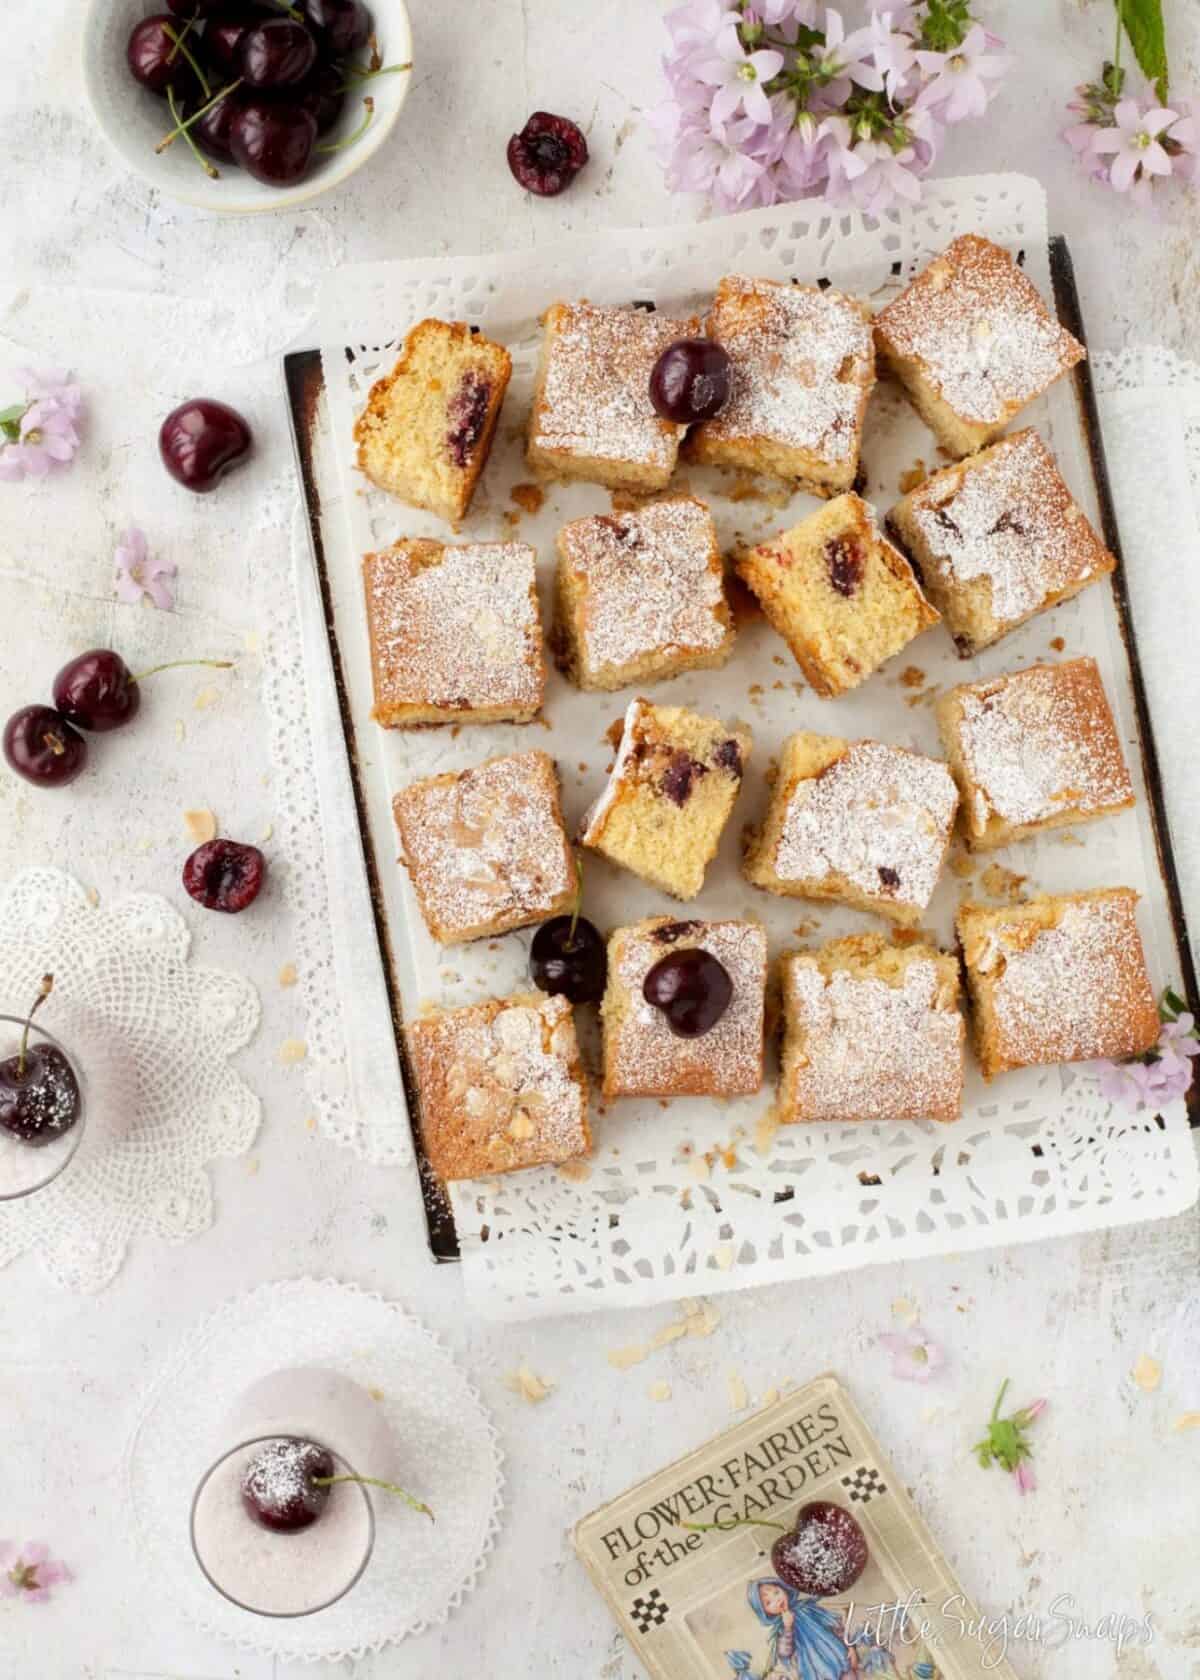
811 9 881 98
1012 1459 1036 1496
915 24 1010 124
0 1541 70 1603
1094 1004 1199 1112
693 23 785 127
1091 98 1184 193
1018 1397 1047 1422
865 10 917 102
0 368 84 482
841 135 923 212
113 526 177 611
878 1324 945 1383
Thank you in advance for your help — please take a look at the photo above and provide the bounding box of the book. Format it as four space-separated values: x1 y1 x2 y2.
574 1374 1019 1680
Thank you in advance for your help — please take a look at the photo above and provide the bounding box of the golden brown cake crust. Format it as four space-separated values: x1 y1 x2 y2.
601 917 767 1098
408 991 590 1182
780 933 964 1123
936 657 1134 849
364 538 545 726
393 750 576 946
957 888 1159 1077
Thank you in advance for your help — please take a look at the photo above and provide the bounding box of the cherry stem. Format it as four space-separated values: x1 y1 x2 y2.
43 731 66 758
156 80 243 154
312 1474 434 1521
163 21 211 100
316 96 374 153
681 1515 790 1536
168 86 219 179
129 657 235 685
342 59 413 86
268 0 303 17
17 975 53 1081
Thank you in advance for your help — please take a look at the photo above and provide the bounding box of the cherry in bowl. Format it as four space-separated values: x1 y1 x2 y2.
229 99 319 187
238 18 318 90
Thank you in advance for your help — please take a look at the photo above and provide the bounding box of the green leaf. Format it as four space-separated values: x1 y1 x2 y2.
1161 985 1188 1021
1116 0 1169 102
0 403 26 426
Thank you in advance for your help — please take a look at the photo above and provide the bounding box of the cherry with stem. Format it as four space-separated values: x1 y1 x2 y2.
163 20 212 99
168 85 219 179
312 1473 435 1521
157 81 244 154
14 975 54 1082
316 95 374 153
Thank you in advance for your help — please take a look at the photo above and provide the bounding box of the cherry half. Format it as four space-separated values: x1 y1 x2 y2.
52 651 234 733
0 977 81 1150
642 947 732 1039
770 1501 869 1597
242 1438 335 1533
183 840 266 913
507 111 588 196
229 99 319 186
649 339 732 425
238 18 319 90
159 398 253 493
3 707 87 788
530 915 606 1005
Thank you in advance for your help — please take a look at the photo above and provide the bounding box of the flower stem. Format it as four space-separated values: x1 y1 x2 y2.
991 1377 1010 1423
1113 4 1123 80
681 1515 790 1536
129 657 234 685
17 975 53 1080
168 86 219 179
312 1473 434 1520
163 21 211 100
156 80 243 155
316 96 375 153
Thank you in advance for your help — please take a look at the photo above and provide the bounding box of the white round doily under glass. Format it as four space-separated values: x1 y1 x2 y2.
0 867 261 1292
124 1277 505 1663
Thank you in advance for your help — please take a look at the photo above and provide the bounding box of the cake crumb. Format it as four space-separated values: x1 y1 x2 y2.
557 1158 592 1183
648 1380 672 1402
1133 1354 1162 1392
184 808 217 844
193 686 220 711
1050 636 1066 652
792 918 819 938
260 822 274 842
754 1106 780 1158
608 1342 648 1370
980 862 1028 903
504 1361 555 1403
84 886 100 907
689 1154 711 1182
510 481 545 515
948 850 977 878
604 717 624 750
305 1115 317 1131
713 1242 735 1271
899 460 927 493
760 1386 781 1408
279 1038 308 1065
278 963 298 988
368 1385 385 1402
1171 1412 1200 1432
900 665 926 689
1057 830 1086 847
729 1370 749 1411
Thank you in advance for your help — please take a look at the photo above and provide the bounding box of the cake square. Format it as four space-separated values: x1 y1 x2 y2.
601 917 767 1098
888 429 1115 656
364 538 545 726
407 990 590 1181
744 733 958 926
937 657 1134 850
393 750 576 946
526 301 700 492
874 235 1085 457
553 497 734 692
580 699 751 901
354 318 512 522
735 494 939 698
687 276 875 495
957 888 1159 1078
780 933 964 1124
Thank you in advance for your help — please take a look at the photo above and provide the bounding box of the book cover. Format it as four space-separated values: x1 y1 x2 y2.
574 1374 1019 1680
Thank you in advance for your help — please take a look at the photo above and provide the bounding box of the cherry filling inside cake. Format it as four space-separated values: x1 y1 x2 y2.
445 369 493 466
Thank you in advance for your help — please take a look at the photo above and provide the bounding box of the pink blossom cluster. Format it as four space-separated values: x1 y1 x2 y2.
1063 66 1196 206
652 0 1010 215
0 369 83 482
1095 1005 1200 1112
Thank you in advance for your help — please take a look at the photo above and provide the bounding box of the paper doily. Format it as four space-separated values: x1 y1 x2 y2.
0 868 260 1293
124 1278 505 1663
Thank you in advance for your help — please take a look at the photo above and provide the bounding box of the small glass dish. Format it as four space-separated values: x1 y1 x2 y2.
190 1433 375 1618
0 1015 87 1202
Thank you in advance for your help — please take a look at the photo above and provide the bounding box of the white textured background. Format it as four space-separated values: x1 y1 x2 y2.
1 2 1199 1678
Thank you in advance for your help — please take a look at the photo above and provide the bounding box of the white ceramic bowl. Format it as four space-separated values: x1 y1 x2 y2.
83 0 413 214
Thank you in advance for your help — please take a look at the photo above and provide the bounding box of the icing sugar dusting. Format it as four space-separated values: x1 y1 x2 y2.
701 277 873 461
909 430 1110 627
877 235 1084 422
774 741 958 913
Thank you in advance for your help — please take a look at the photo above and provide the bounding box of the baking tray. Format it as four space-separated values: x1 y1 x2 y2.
284 233 1199 1268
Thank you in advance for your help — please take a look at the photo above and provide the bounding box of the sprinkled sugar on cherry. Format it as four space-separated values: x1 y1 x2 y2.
0 977 81 1150
771 1501 869 1597
241 1435 434 1535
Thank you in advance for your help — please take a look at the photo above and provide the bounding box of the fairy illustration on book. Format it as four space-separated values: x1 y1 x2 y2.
724 1578 863 1679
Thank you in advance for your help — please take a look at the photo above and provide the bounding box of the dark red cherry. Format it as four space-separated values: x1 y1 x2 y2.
194 91 243 162
3 707 87 788
166 0 226 14
506 111 588 197
229 99 318 186
642 947 732 1038
52 650 140 734
159 398 252 493
295 59 347 135
530 916 607 1005
649 339 731 425
301 0 372 56
770 1502 869 1597
0 1043 81 1150
241 1438 334 1533
238 17 318 89
183 839 266 913
126 15 202 97
205 12 267 73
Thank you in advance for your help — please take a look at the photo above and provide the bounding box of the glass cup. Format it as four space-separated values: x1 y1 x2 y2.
0 1015 87 1202
190 1433 375 1618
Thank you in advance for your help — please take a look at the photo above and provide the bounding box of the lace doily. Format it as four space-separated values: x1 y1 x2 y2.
124 1277 505 1663
0 868 260 1293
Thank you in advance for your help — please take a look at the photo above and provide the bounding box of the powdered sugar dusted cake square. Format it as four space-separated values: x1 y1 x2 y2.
580 699 751 901
780 933 964 1124
353 319 512 522
937 657 1134 850
601 917 767 1098
364 538 545 726
408 990 590 1181
874 236 1085 457
526 301 700 492
735 493 939 697
888 429 1115 656
393 750 576 946
687 276 875 495
957 888 1159 1078
744 733 958 925
554 497 734 691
